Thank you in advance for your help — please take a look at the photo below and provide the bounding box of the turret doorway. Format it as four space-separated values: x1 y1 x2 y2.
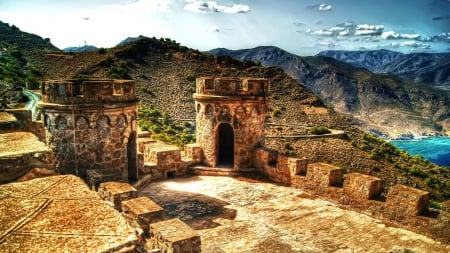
217 123 234 168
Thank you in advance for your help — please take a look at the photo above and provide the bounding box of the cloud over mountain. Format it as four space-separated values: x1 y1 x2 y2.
184 0 250 14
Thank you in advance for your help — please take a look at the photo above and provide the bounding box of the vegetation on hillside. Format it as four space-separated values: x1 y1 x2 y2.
354 133 450 199
138 105 195 148
0 45 42 88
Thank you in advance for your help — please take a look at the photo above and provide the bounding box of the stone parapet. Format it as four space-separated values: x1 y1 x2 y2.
343 173 383 200
184 143 203 165
41 79 137 105
306 162 343 188
385 184 430 217
148 218 201 253
122 196 164 234
98 181 138 211
195 77 269 97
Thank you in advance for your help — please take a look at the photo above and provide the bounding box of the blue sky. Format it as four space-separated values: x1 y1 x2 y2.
0 0 449 55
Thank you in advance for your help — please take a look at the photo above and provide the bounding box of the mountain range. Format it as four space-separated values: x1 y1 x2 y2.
208 46 450 139
318 49 450 89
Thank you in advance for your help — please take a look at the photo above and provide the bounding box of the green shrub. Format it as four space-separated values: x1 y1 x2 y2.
310 126 331 135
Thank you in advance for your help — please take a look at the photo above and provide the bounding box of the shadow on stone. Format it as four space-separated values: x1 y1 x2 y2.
140 177 237 230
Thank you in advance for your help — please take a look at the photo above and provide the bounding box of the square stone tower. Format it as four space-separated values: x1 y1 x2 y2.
193 77 269 171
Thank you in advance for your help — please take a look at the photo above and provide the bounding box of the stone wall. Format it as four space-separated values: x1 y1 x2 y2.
252 150 448 241
38 79 139 182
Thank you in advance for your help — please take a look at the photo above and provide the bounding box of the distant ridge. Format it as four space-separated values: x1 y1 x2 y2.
63 45 98 53
318 49 450 87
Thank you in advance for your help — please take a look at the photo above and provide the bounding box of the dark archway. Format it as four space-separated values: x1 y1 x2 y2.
127 131 138 181
217 123 234 167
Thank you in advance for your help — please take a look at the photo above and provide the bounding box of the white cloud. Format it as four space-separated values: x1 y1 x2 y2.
309 23 384 37
318 3 333 12
354 24 384 36
184 1 250 14
400 41 430 49
381 31 421 40
312 29 334 36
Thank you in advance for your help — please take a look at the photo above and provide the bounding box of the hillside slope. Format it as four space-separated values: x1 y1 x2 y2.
20 37 446 201
209 46 450 138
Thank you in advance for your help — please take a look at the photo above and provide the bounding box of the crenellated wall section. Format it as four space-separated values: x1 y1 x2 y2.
253 148 449 240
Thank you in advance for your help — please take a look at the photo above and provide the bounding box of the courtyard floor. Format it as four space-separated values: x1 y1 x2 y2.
140 175 449 253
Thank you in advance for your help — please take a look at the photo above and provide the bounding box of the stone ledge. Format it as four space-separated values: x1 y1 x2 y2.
148 218 201 253
98 181 137 211
122 196 164 234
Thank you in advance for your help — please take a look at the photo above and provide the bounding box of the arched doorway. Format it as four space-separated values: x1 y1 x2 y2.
127 131 138 181
217 123 234 167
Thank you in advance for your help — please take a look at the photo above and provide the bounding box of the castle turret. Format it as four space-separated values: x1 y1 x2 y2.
38 79 139 181
193 77 269 170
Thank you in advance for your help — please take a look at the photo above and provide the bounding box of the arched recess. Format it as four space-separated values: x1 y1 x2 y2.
127 131 138 181
217 123 234 167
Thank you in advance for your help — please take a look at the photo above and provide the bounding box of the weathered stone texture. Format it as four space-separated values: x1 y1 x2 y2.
194 77 269 171
141 143 185 180
122 196 164 234
0 175 137 253
98 181 138 211
386 184 430 216
184 143 203 165
343 173 383 200
148 218 201 253
306 162 343 188
38 79 139 182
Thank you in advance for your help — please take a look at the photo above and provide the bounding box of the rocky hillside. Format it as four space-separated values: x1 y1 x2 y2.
1 21 448 201
318 49 450 89
209 46 450 138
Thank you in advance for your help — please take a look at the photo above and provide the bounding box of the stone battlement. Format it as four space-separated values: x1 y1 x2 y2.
41 79 138 105
195 77 269 98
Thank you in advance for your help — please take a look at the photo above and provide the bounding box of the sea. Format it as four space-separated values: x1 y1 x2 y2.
390 137 450 167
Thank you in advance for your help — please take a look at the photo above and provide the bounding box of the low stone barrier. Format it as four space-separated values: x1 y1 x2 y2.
98 181 138 211
343 173 383 201
122 196 164 235
148 218 201 253
385 184 430 217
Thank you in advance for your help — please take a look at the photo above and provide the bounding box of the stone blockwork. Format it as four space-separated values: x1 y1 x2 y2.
343 173 383 201
385 184 430 216
193 77 269 171
38 79 139 182
148 218 201 253
98 181 138 211
141 142 187 181
122 196 164 234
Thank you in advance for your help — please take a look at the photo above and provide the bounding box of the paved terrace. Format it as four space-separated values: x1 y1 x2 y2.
141 175 450 253
0 175 137 253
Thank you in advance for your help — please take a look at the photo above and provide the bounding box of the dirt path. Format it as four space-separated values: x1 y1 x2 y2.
140 175 449 253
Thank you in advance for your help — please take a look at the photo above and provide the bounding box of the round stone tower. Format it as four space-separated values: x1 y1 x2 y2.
38 79 139 181
193 77 269 171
